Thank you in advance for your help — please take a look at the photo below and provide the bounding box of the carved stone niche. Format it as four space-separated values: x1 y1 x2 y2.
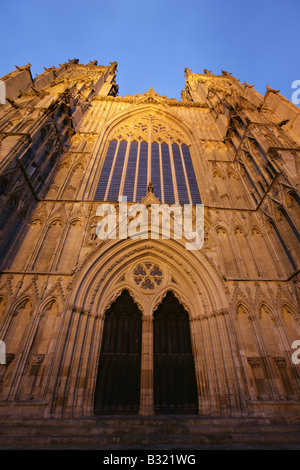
273 357 287 368
247 357 261 368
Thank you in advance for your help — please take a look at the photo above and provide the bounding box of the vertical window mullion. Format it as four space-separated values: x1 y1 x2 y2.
107 140 127 201
104 139 120 200
159 141 164 203
172 143 190 204
147 116 152 185
179 144 192 204
168 138 179 204
118 137 132 199
133 141 141 203
136 141 148 201
94 140 118 201
124 141 138 201
151 141 161 201
161 142 174 204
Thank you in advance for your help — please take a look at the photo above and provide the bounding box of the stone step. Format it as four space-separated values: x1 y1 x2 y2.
1 431 300 448
1 415 299 427
0 416 299 448
0 422 299 437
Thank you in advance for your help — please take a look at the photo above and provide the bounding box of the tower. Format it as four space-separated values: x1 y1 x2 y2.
0 60 299 426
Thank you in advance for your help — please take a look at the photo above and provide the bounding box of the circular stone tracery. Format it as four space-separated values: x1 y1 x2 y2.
133 263 163 290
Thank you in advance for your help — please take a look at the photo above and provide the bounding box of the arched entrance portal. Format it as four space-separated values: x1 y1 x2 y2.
153 292 198 414
94 290 142 414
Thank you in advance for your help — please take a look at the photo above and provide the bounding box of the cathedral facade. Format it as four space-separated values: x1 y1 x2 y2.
0 60 299 421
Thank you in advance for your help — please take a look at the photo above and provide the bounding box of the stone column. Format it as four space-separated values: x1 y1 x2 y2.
138 316 154 416
189 316 210 415
83 312 105 416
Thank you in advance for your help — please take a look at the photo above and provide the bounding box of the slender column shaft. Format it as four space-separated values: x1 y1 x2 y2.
138 316 154 415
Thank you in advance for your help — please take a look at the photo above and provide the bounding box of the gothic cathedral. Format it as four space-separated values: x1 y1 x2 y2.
0 60 299 429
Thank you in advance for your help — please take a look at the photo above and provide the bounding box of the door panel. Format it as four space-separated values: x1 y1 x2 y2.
154 292 198 414
94 290 142 414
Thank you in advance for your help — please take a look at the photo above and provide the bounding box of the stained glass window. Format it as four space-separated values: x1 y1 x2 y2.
136 141 148 201
161 142 174 203
181 144 201 204
172 143 190 204
123 140 138 201
95 140 117 200
95 139 201 204
107 140 127 201
151 142 161 201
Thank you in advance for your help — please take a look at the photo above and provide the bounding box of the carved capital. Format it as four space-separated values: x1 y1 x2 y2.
142 316 153 323
190 315 203 322
247 357 261 368
273 357 286 368
95 313 105 321
31 354 45 366
248 315 256 321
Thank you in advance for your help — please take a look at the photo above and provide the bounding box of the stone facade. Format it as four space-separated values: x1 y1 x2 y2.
0 60 299 420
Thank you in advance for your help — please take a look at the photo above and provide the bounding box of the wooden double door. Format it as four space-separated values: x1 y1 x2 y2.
94 290 198 414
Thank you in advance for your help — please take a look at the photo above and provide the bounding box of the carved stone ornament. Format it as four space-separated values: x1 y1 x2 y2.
31 354 45 366
108 113 187 144
247 357 261 368
133 263 163 291
273 357 286 368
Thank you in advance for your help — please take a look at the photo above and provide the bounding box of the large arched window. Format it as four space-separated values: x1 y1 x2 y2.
94 114 201 204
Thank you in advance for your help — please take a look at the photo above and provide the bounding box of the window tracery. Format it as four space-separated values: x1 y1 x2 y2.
95 114 201 204
133 263 163 290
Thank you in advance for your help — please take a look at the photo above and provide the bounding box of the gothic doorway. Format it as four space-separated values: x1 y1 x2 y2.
94 290 142 414
153 291 198 414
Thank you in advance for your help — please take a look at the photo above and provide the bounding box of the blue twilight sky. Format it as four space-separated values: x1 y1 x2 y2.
0 0 299 102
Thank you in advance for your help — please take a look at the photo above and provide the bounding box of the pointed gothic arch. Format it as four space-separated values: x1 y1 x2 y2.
88 103 203 203
60 237 231 417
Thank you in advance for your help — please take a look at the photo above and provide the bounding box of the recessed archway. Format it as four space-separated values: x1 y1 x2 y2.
64 237 230 417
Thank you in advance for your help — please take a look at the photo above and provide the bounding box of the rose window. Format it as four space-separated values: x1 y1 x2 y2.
133 263 163 290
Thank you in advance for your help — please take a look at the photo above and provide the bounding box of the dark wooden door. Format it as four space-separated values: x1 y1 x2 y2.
94 290 142 414
154 291 198 414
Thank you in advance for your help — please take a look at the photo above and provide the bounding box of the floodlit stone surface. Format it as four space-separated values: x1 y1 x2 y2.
0 61 299 439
